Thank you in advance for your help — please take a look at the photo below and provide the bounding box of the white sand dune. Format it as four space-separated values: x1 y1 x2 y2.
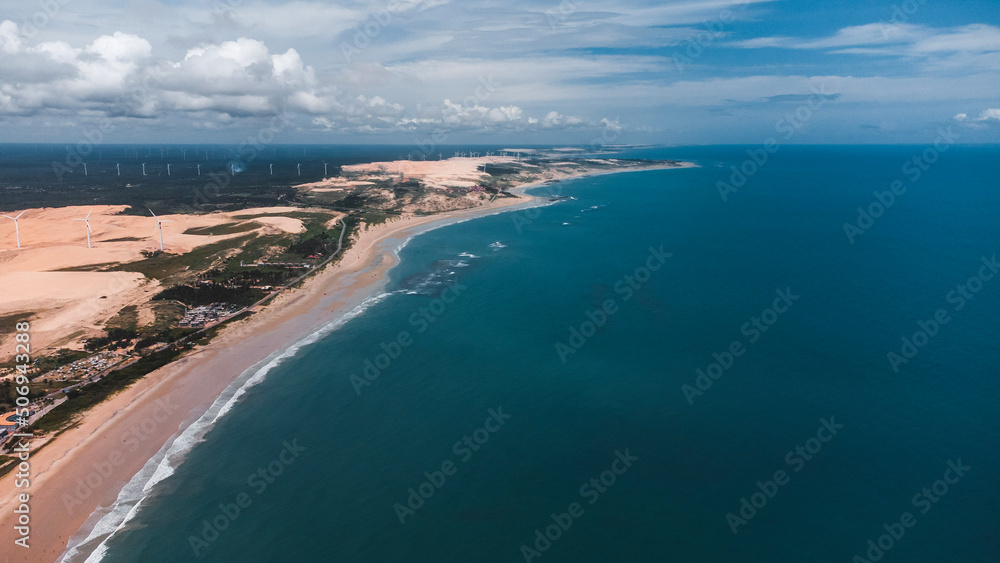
0 205 325 360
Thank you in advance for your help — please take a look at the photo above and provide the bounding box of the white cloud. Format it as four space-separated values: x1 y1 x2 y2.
979 108 1000 121
956 108 1000 125
732 23 1000 56
0 20 23 54
911 24 1000 53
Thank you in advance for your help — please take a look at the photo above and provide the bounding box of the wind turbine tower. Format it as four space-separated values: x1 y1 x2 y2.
116 163 121 176
149 209 174 251
142 163 147 176
73 209 94 248
1 211 25 249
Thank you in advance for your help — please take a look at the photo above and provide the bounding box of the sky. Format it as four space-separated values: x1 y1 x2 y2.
0 0 997 145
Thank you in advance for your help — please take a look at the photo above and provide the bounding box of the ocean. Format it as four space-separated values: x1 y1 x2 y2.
69 145 999 562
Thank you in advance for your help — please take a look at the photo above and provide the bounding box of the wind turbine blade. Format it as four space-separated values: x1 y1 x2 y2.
15 211 25 219
1 215 12 220
86 208 93 220
148 208 158 220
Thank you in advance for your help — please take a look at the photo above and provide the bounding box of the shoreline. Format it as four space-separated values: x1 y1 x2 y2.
0 161 692 562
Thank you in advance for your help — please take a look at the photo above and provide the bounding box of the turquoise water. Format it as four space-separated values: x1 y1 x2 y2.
95 146 999 562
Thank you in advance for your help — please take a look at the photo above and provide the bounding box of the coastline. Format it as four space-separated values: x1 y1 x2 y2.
0 162 691 562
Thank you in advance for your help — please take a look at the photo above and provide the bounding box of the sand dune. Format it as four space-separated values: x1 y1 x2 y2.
0 205 324 360
340 156 510 190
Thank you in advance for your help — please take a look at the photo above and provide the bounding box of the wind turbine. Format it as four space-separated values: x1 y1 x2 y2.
148 209 173 251
167 164 172 176
142 162 147 176
197 164 202 176
324 162 328 176
270 163 274 176
116 163 121 176
1 211 25 249
297 164 302 177
72 208 93 249
83 163 88 176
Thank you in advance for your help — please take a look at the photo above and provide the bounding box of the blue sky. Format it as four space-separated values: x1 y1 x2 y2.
0 0 997 144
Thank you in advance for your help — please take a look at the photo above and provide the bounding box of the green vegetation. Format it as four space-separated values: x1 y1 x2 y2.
32 347 184 433
109 233 257 281
28 349 89 372
84 328 138 351
149 301 185 332
183 222 258 236
358 211 393 226
154 284 264 308
106 305 139 332
0 312 33 336
0 379 47 413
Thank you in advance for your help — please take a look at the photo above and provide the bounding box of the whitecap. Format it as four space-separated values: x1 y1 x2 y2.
61 292 393 563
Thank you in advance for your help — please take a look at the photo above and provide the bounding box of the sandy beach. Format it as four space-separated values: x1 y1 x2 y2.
0 161 687 562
